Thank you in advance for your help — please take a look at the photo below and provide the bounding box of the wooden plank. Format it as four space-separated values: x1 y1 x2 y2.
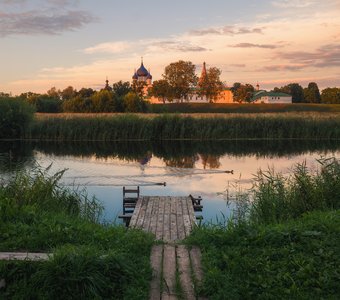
186 196 197 231
170 197 178 241
190 247 208 300
176 196 185 240
0 252 50 261
129 197 143 228
163 197 171 242
142 196 154 231
149 245 163 300
149 197 159 235
177 245 195 300
136 197 148 229
182 197 191 238
162 245 177 298
156 197 165 240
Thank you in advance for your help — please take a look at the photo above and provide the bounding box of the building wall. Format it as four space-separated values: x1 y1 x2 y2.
148 89 234 104
254 96 292 104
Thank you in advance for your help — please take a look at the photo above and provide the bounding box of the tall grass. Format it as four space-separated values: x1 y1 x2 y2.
0 168 154 299
249 157 340 224
29 114 340 141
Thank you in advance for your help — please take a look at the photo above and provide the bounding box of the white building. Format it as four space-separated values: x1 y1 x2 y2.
251 90 292 104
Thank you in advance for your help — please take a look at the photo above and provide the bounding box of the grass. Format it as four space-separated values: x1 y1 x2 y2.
28 113 340 141
186 157 340 299
187 210 340 299
148 103 340 113
0 169 154 299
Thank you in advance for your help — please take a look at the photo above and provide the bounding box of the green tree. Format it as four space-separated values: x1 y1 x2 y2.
62 96 93 112
274 83 304 103
131 81 147 98
123 92 146 112
303 82 321 103
112 81 132 98
163 60 198 102
149 79 173 103
78 88 95 98
197 66 224 102
233 84 255 103
321 87 340 104
47 87 61 100
61 86 77 100
91 90 115 112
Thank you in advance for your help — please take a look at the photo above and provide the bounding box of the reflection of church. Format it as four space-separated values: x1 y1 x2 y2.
131 59 233 104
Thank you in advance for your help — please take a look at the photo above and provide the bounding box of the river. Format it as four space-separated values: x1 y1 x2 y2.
1 140 339 223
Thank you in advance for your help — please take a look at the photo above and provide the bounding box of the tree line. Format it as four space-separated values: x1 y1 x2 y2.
1 60 340 113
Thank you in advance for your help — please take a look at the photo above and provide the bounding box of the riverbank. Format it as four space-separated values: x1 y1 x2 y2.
29 113 340 141
0 170 154 299
187 157 340 299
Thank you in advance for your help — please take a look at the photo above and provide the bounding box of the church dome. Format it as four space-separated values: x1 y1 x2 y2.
146 72 152 80
136 62 149 77
132 72 138 80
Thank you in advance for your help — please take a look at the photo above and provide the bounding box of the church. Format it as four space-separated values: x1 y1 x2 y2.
131 60 233 104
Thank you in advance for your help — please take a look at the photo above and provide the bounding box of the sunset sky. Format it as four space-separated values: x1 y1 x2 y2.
1 0 339 95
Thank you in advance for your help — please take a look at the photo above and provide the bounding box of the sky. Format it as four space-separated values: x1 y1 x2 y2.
0 0 339 95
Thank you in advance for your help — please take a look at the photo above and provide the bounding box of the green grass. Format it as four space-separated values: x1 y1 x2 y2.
186 158 340 299
187 210 340 300
0 169 154 299
28 114 340 141
148 103 340 113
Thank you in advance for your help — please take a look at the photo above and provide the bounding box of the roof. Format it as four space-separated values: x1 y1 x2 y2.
251 90 291 101
136 62 149 77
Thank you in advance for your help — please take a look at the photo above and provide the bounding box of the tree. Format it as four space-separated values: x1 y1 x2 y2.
131 80 147 98
197 66 224 102
273 83 304 103
78 87 95 98
303 82 321 103
61 86 77 100
112 81 132 98
47 87 61 99
163 60 198 102
230 82 241 94
232 84 254 103
123 92 146 112
149 79 173 103
321 87 340 104
91 90 115 112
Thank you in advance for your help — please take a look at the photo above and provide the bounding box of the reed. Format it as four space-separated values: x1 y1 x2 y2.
28 113 340 141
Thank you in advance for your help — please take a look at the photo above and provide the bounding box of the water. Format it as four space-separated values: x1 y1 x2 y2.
1 140 340 224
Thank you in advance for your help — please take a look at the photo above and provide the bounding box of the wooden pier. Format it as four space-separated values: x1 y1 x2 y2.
125 194 206 299
129 196 198 242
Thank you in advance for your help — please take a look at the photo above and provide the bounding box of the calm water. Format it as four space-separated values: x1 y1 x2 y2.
1 140 340 223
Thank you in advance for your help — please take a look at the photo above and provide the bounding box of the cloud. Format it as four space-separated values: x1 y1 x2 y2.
275 43 340 68
189 25 264 36
0 9 95 37
271 0 315 8
147 40 209 52
84 41 132 54
229 64 246 68
259 64 307 71
229 43 278 49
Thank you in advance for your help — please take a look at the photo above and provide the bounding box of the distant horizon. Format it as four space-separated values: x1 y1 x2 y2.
1 0 339 95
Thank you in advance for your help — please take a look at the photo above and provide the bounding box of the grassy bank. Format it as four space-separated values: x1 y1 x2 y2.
0 169 154 299
148 103 340 113
29 114 340 141
187 158 340 299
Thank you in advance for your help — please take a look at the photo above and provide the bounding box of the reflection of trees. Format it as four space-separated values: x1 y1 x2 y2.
0 141 35 173
163 155 199 168
201 154 221 169
1 140 339 173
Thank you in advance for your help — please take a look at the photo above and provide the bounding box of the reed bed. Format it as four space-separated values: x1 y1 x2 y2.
29 114 340 141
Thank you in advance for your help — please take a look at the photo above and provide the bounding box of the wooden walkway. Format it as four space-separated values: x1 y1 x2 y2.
129 196 197 242
129 196 206 300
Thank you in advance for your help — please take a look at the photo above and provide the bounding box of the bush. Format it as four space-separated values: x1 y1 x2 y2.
0 97 34 139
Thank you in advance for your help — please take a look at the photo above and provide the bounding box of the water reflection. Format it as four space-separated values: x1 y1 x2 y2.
1 140 340 223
